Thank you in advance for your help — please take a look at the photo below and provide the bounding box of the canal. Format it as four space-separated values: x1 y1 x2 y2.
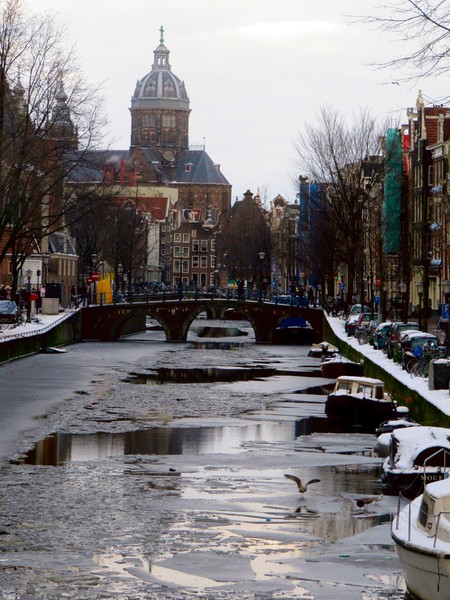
0 317 407 599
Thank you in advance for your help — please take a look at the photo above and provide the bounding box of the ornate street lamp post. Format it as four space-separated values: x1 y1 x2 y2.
26 269 32 322
258 251 265 303
416 281 424 331
398 282 407 323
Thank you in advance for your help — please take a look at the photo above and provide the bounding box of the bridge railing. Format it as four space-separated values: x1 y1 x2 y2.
79 287 324 308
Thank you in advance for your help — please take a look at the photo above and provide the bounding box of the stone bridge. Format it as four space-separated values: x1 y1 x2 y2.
80 299 324 344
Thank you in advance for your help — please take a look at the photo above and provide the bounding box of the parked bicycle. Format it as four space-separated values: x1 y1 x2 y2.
410 342 446 378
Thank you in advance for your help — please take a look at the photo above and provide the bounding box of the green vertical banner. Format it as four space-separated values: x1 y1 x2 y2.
383 128 402 254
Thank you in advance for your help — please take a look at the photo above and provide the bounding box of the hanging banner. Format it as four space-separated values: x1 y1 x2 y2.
182 209 201 222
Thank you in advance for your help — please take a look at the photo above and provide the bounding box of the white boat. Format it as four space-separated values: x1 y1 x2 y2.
392 478 450 599
381 426 450 499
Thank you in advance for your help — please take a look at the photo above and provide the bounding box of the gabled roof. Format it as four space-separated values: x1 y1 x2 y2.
174 150 230 185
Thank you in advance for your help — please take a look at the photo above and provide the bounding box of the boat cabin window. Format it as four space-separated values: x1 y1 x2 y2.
418 497 430 528
357 383 375 397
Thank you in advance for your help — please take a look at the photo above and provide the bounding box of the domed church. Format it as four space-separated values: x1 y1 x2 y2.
70 28 231 288
126 27 231 221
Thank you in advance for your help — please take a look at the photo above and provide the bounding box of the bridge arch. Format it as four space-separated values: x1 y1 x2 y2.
81 300 324 344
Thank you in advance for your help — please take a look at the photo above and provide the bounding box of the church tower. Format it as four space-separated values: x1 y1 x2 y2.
130 26 190 165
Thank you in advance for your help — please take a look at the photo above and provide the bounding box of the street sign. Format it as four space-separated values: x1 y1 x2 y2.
91 271 99 281
442 303 449 320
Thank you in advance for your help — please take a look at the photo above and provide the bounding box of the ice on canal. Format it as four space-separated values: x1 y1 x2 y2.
0 319 407 599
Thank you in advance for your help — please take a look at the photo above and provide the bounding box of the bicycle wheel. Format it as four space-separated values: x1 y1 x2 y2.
411 361 426 378
358 333 369 345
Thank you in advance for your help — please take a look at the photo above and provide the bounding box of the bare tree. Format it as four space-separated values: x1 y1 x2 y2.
219 190 271 286
362 0 450 80
0 0 109 294
293 107 388 305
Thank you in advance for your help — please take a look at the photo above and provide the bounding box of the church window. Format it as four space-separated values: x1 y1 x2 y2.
164 80 175 98
162 115 176 128
144 80 156 97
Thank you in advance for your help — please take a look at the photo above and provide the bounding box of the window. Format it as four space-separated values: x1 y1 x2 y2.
174 246 181 257
191 229 197 238
192 240 199 252
183 233 190 243
173 259 181 273
182 247 189 257
182 260 189 273
201 240 207 252
211 239 216 252
174 233 181 243
161 248 165 256
162 115 176 127
192 256 199 268
211 256 216 268
201 256 207 268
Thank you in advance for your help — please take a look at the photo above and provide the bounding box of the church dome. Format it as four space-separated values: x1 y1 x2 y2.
131 29 189 112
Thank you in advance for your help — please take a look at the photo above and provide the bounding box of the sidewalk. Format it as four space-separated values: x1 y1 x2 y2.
0 310 75 343
327 313 450 419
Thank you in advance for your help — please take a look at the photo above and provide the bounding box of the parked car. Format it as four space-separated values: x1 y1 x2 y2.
372 321 392 349
345 307 374 337
385 321 421 359
0 300 19 324
353 314 379 340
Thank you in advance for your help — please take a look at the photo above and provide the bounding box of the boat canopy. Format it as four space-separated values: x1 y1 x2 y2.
388 426 450 470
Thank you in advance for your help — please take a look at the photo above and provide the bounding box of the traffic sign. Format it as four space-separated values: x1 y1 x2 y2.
91 271 99 281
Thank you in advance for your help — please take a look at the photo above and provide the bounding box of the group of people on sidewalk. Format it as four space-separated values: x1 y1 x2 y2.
69 284 90 308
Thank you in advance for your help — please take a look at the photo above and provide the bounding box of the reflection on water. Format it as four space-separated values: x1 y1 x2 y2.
17 422 298 465
124 366 277 385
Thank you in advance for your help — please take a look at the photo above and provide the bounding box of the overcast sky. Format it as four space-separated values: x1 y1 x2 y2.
31 0 446 204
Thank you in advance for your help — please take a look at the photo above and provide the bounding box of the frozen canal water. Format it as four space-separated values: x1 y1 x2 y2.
0 319 408 599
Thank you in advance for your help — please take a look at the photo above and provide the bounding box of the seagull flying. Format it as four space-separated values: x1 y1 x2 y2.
284 474 321 493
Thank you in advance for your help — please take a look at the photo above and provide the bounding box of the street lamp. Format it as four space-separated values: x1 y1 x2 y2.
41 253 50 288
258 251 265 302
416 281 424 330
398 282 407 323
26 268 32 322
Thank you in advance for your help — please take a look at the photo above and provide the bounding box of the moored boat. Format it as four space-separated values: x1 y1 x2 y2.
325 375 398 433
373 408 420 458
381 426 450 499
308 341 338 359
391 478 450 599
320 355 363 378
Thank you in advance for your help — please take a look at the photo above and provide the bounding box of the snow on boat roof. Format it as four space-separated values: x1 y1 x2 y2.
336 375 384 385
389 426 450 470
425 478 450 499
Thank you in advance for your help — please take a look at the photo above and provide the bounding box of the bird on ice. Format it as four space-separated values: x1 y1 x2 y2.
355 496 383 511
284 474 321 493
